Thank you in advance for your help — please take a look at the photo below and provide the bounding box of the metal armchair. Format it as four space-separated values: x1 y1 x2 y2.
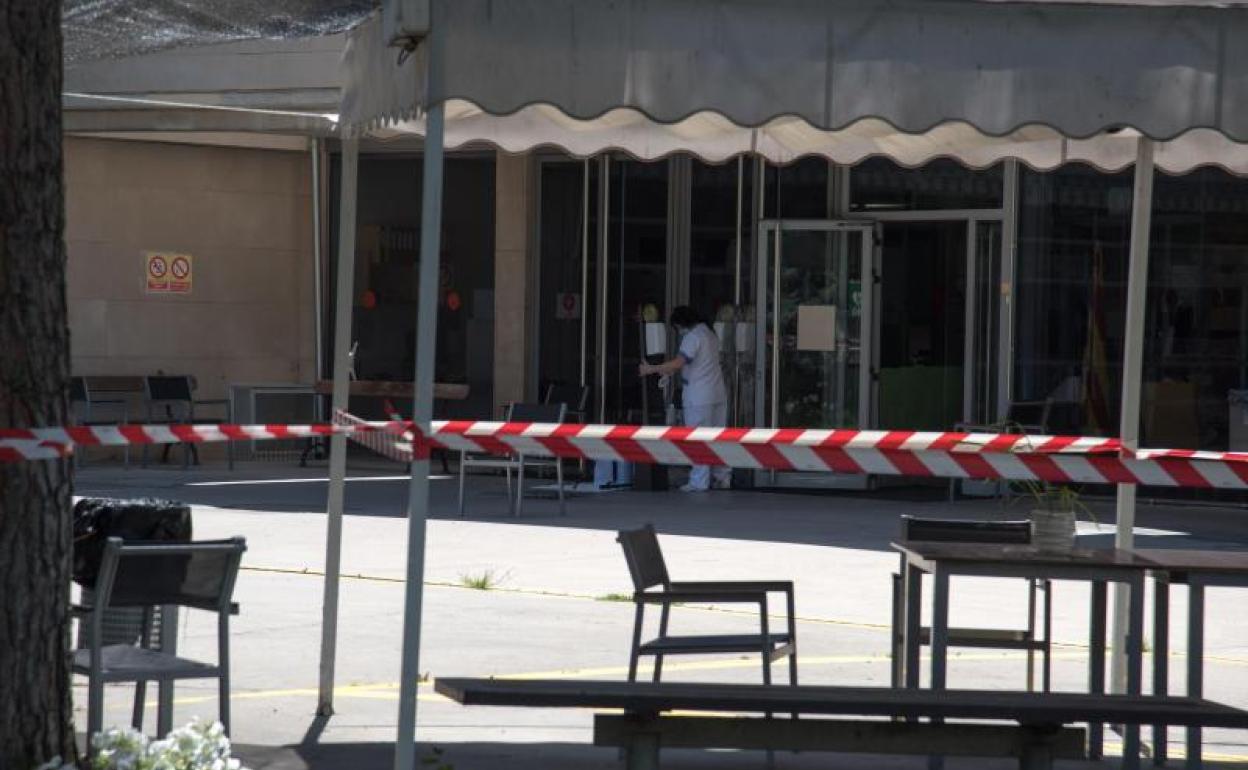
458 402 567 517
73 537 246 754
616 524 797 685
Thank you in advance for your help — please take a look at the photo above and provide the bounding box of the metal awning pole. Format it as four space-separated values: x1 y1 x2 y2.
395 16 446 770
317 135 360 715
1110 136 1154 695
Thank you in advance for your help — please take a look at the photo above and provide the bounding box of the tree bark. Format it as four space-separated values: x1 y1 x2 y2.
0 0 76 767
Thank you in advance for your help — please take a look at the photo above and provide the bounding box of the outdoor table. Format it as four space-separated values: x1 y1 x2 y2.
1133 548 1248 770
893 541 1154 769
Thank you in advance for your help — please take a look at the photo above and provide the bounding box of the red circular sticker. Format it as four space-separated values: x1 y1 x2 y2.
148 256 168 278
170 256 190 279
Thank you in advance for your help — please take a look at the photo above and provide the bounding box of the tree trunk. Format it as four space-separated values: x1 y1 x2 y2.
0 1 76 767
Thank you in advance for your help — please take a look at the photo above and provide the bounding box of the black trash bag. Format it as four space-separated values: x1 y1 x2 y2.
72 497 193 589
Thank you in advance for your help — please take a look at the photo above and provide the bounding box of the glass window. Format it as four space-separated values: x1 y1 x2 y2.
1146 168 1248 450
327 153 496 420
536 160 592 401
1015 163 1132 437
763 157 829 219
689 158 755 425
849 157 1003 212
604 158 669 422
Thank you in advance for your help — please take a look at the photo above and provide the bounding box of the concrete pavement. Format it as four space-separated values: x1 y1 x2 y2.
71 460 1248 769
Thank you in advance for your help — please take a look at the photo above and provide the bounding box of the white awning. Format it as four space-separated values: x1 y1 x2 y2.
342 0 1248 171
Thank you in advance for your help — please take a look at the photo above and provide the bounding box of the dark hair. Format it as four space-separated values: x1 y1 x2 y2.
669 305 708 329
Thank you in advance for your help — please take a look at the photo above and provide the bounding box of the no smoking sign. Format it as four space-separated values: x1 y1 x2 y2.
145 252 193 294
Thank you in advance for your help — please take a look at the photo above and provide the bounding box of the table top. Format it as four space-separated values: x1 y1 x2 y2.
1132 548 1248 574
435 678 1248 728
893 541 1160 570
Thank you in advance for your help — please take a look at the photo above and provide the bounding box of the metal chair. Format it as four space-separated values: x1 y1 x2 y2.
543 383 591 423
73 537 246 754
890 516 1052 691
71 376 130 468
458 402 567 517
142 375 233 470
617 524 797 685
951 398 1054 499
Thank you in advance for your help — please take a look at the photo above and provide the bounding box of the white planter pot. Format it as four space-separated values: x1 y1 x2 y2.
1030 509 1077 554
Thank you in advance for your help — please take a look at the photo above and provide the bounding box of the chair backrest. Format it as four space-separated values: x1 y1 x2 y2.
508 402 567 423
94 537 246 614
70 376 88 403
1005 398 1053 433
144 375 194 403
544 383 591 413
616 524 671 592
900 515 1032 545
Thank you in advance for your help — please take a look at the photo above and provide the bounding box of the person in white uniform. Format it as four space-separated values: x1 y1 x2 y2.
638 306 732 491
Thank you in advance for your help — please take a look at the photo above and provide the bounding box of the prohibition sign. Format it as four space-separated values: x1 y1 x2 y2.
149 255 168 279
170 256 190 280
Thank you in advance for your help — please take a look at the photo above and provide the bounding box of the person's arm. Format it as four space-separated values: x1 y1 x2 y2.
639 356 685 377
640 331 697 377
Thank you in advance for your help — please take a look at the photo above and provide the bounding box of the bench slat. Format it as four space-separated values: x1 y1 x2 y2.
434 678 1248 729
593 715 1087 759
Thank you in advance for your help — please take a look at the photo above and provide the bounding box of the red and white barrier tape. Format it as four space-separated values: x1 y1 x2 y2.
423 421 1248 491
7 415 1248 490
0 421 405 462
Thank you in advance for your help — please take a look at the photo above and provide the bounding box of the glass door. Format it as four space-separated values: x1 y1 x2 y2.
756 221 875 433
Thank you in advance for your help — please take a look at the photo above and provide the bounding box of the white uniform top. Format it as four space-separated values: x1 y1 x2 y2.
677 324 728 407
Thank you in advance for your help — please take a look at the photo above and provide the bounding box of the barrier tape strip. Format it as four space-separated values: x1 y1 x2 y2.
6 415 1248 490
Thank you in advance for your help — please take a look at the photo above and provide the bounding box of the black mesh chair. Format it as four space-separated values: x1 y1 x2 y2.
543 383 591 424
951 399 1054 499
71 377 130 468
458 402 567 517
890 516 1052 691
617 524 797 685
142 375 233 470
73 537 246 754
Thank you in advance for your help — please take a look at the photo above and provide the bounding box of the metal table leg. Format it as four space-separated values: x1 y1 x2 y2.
1153 572 1171 765
904 560 923 690
1186 581 1205 770
928 566 950 770
1123 573 1145 770
1089 580 1108 760
157 604 178 736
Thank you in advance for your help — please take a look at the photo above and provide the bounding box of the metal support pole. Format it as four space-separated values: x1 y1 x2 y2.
597 155 610 422
580 159 590 388
997 160 1019 421
1110 137 1155 696
311 137 326 397
317 135 359 715
394 16 447 769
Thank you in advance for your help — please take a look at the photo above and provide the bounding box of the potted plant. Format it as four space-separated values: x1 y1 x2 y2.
1020 481 1091 554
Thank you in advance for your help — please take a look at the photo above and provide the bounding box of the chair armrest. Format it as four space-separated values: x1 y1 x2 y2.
71 603 93 618
636 589 768 605
669 580 793 595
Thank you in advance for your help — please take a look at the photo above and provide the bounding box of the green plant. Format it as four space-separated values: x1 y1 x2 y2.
421 746 453 770
1002 421 1097 523
458 569 508 590
596 592 633 602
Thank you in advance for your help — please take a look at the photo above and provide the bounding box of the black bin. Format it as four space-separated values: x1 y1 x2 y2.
73 497 193 646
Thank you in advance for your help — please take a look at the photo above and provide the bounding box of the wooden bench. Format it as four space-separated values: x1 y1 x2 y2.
435 678 1248 770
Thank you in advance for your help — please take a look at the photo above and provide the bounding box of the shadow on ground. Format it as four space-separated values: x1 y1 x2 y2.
74 462 1248 555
